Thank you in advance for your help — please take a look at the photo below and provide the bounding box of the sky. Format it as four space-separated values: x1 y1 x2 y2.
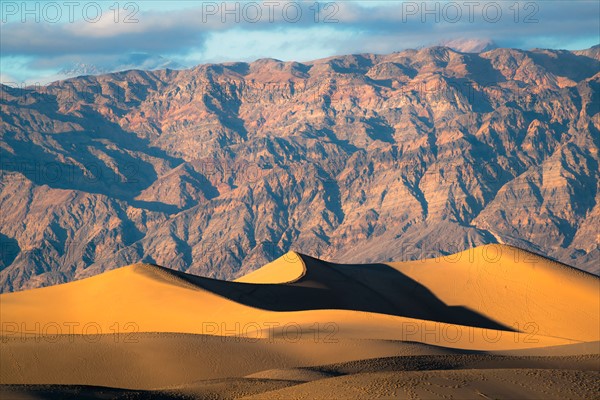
1 0 599 84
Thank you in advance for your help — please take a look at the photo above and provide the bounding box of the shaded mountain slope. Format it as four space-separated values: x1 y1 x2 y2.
1 45 599 292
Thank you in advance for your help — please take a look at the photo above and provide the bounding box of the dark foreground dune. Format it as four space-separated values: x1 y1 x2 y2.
1 341 599 399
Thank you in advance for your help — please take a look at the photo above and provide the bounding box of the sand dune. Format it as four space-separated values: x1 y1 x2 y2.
1 245 597 343
389 245 599 341
234 251 306 284
1 244 598 398
240 369 600 400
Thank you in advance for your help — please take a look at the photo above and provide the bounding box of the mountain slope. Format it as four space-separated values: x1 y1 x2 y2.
1 45 599 291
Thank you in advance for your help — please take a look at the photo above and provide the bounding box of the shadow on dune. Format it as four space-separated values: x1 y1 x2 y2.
0 385 187 400
167 254 514 332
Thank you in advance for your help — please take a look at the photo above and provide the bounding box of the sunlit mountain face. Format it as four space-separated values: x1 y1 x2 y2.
1 45 599 292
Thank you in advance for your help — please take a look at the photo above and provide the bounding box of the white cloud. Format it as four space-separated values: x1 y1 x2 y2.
0 1 598 82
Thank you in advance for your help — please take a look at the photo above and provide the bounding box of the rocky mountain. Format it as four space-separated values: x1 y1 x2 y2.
1 45 599 292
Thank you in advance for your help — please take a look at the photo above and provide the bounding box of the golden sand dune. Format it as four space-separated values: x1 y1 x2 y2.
234 251 306 284
1 245 597 343
1 245 598 399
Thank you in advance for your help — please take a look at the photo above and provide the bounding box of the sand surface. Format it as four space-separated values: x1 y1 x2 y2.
1 244 598 399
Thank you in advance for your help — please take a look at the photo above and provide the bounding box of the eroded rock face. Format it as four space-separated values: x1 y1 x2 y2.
1 46 599 291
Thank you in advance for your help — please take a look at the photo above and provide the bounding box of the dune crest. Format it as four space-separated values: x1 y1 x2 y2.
390 244 599 341
234 251 306 284
0 245 598 347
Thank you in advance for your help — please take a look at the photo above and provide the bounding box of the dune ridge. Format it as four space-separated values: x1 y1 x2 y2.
234 251 307 284
1 245 598 343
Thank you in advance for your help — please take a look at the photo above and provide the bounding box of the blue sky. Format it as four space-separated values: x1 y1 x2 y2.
1 1 598 83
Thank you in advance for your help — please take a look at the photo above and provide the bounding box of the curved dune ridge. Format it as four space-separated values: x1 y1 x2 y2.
234 251 307 284
1 244 598 344
1 245 599 398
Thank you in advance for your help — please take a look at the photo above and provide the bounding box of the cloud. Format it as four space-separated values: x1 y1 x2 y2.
1 9 207 56
1 1 598 81
0 73 18 85
0 2 329 56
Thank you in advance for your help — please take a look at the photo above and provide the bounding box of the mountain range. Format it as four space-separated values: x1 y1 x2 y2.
1 45 599 292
